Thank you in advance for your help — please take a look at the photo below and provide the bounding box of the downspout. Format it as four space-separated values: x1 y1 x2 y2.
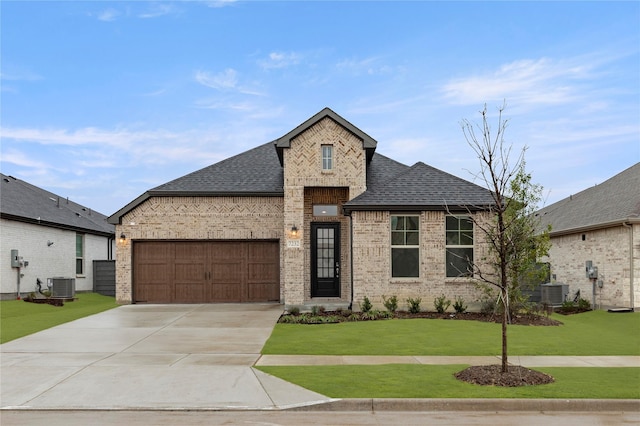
107 235 114 260
623 222 635 311
346 211 354 310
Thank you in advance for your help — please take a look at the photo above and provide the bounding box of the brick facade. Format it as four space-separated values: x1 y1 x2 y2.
544 223 640 309
115 196 283 304
282 117 366 307
351 210 490 312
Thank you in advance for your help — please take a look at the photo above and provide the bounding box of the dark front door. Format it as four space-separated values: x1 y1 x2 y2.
311 223 340 298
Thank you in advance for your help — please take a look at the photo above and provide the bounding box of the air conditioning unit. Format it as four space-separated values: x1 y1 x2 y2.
47 277 76 299
540 283 568 306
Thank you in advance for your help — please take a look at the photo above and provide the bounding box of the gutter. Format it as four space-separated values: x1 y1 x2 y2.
622 222 635 311
548 217 640 238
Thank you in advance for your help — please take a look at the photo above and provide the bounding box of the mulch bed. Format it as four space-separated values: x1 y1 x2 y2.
455 364 555 387
394 311 563 326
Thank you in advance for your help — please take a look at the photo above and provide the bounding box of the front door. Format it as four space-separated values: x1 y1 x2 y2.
311 222 340 297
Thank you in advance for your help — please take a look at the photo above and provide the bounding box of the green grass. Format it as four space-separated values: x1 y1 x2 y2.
262 310 640 356
0 293 118 344
256 365 640 399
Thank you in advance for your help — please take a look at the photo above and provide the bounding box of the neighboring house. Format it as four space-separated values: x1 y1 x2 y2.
536 163 640 310
1 174 115 299
108 108 495 310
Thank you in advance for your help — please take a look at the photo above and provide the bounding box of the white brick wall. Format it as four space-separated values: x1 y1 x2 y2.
1 219 113 298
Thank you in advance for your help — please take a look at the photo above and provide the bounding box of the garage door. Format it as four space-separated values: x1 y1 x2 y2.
133 241 280 303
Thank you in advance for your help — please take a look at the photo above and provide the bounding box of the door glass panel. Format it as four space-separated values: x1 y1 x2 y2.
316 227 335 278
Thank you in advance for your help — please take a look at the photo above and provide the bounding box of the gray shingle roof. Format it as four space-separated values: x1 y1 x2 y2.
108 108 496 224
344 162 495 212
536 162 640 235
151 142 283 194
1 174 115 236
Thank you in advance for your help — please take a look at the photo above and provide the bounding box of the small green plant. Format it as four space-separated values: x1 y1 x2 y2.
311 305 320 316
578 298 591 310
288 306 300 315
382 295 398 313
360 296 373 313
453 296 467 313
433 294 451 314
561 300 576 310
406 297 422 314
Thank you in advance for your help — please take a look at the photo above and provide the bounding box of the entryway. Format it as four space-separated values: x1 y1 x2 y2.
310 223 340 298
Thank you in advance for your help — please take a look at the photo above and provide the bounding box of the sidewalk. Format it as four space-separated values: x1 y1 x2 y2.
256 354 640 367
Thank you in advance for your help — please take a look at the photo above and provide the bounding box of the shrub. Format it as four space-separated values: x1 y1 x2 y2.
561 300 576 310
433 294 451 314
406 297 422 314
453 296 467 313
578 297 591 310
311 305 320 316
382 295 398 313
288 306 300 316
360 296 373 313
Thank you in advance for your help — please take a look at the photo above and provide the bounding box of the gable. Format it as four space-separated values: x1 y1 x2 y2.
274 107 377 165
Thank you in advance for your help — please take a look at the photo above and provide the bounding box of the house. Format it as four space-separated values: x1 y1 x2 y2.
108 108 495 310
536 163 640 310
0 174 115 299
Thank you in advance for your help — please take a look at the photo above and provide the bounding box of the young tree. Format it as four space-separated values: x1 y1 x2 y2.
460 103 550 373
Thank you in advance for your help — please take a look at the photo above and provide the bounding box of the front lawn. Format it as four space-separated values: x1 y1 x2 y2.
0 293 118 344
256 365 640 399
262 310 640 356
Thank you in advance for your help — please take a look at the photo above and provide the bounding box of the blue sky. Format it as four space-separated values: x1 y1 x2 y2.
2 1 639 216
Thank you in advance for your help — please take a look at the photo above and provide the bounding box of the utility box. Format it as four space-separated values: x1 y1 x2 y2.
11 249 21 267
48 277 76 299
541 283 569 306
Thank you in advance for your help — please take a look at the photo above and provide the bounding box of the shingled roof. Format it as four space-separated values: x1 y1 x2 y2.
536 162 640 235
108 108 495 224
344 162 494 213
1 174 114 236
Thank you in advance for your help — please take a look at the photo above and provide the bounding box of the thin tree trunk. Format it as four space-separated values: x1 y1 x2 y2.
502 286 508 373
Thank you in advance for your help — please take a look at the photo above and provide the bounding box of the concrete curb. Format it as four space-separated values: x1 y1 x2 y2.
287 398 640 412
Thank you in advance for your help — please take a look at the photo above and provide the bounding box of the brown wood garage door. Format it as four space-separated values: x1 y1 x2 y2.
133 241 280 303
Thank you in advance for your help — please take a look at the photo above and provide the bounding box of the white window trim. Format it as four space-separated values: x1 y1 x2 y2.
445 215 474 278
390 214 420 279
321 144 333 171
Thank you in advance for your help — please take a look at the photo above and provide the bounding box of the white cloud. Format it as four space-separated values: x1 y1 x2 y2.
97 8 121 22
258 51 302 70
139 3 179 19
441 57 592 106
195 69 238 90
1 149 52 170
336 56 395 76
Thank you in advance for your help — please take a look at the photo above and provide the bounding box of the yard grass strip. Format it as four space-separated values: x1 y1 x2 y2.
0 293 118 344
262 311 640 356
256 365 640 399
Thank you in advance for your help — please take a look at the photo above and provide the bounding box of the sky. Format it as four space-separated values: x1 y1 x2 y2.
1 1 639 217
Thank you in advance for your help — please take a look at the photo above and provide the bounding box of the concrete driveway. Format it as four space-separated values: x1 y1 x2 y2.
0 303 333 410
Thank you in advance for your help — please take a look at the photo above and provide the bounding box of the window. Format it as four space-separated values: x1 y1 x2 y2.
76 233 84 275
313 205 338 216
391 215 419 277
322 145 333 170
445 216 473 277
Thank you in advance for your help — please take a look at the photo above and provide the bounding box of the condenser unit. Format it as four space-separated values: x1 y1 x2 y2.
47 277 76 299
540 283 568 307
